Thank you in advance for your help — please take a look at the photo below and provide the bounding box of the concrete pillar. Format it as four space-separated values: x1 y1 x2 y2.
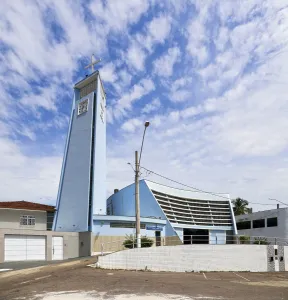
46 235 52 261
0 232 5 263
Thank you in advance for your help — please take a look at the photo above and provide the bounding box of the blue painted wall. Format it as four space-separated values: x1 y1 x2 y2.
53 72 106 232
53 92 95 231
93 220 165 237
92 75 106 215
107 180 177 237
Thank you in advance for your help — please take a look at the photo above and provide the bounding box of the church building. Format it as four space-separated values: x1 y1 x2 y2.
53 62 237 253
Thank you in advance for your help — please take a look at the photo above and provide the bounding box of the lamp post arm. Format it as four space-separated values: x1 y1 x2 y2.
139 126 147 167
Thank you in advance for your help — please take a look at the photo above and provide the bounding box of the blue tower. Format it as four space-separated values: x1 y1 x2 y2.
53 70 106 232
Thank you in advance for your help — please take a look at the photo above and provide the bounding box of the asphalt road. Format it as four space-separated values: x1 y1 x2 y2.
0 258 288 300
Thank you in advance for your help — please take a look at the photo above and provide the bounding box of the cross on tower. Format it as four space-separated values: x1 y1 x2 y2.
85 54 101 73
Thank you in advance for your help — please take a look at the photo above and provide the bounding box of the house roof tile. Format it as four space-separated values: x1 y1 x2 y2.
0 201 55 212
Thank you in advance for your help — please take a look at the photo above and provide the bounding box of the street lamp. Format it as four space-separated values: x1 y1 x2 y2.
135 121 150 248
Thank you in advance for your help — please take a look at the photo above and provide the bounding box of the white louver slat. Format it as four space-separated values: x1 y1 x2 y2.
152 190 233 227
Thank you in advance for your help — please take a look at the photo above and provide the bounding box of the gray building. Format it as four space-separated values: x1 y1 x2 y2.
0 201 55 231
0 201 90 262
236 207 288 244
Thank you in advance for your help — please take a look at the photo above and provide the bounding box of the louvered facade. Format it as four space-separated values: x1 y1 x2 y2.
152 189 232 227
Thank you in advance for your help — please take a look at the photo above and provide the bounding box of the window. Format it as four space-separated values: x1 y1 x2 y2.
47 212 55 231
236 221 251 230
110 222 146 229
253 219 265 228
267 217 278 227
78 99 89 115
20 215 35 226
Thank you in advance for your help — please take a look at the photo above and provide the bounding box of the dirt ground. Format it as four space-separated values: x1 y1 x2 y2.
0 258 288 300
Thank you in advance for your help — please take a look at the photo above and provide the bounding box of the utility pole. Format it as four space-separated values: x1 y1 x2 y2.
135 150 141 248
134 121 150 248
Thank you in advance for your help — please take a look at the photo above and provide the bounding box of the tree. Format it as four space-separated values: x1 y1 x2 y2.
232 198 252 216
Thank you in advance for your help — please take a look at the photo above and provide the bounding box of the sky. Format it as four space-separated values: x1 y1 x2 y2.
0 0 288 212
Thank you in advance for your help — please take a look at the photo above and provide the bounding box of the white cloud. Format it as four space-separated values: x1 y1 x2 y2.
127 43 146 71
19 84 59 112
215 27 229 51
119 70 132 87
186 18 209 65
173 76 193 88
168 76 193 103
90 0 149 32
111 78 155 121
121 118 142 133
217 0 260 24
153 47 180 77
170 89 192 103
198 49 249 92
0 137 61 204
99 62 118 83
147 15 171 44
142 98 161 114
135 15 171 53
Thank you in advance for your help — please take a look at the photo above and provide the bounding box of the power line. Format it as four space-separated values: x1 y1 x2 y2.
268 198 288 207
140 166 277 207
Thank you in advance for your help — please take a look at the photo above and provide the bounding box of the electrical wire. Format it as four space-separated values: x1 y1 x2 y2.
268 198 288 207
140 166 278 207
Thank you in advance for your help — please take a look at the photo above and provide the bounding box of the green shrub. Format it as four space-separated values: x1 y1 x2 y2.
253 237 270 245
239 235 250 244
123 234 154 249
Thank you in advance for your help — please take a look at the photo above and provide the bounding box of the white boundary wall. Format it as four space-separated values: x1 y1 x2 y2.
285 247 288 270
98 245 269 272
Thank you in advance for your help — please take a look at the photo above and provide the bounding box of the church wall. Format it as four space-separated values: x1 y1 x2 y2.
107 180 178 238
108 180 165 219
53 91 95 232
92 75 106 215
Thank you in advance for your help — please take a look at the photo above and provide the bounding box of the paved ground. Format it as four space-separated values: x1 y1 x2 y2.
0 258 288 299
0 256 92 272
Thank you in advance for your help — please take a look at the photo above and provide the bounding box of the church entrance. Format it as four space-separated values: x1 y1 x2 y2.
183 228 209 244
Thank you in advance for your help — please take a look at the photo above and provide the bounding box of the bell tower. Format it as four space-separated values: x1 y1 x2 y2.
53 59 106 232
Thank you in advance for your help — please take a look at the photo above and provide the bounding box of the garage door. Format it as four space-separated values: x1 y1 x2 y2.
4 235 46 261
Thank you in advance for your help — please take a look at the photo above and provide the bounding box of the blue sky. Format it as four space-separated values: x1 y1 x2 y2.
0 0 288 211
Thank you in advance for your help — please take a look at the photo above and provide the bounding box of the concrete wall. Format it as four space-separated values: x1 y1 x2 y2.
98 245 269 272
0 229 90 263
285 246 288 271
236 208 288 241
0 209 47 230
91 234 182 254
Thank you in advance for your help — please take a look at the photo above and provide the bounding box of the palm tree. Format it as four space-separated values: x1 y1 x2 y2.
232 198 252 216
